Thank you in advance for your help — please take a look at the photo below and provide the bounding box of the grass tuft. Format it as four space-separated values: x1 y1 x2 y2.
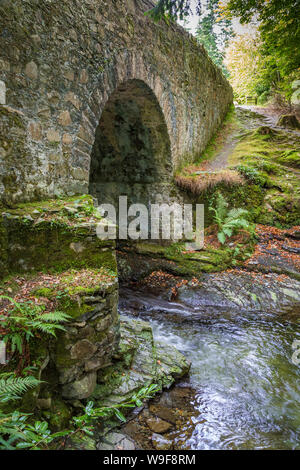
175 170 244 195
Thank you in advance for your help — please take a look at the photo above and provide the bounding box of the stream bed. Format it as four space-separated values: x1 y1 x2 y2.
119 287 300 450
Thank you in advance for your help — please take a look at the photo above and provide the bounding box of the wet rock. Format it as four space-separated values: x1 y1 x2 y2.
121 382 199 450
149 404 178 425
177 271 300 314
91 317 190 410
62 372 97 400
151 433 173 450
146 417 173 433
98 432 136 450
277 114 300 129
282 244 300 254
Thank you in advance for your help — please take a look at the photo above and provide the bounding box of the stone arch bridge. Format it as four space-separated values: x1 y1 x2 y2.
0 0 232 205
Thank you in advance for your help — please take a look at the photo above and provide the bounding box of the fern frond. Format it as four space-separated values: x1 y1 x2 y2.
226 208 249 220
0 375 41 403
214 193 229 223
39 311 71 323
29 322 66 336
226 218 250 229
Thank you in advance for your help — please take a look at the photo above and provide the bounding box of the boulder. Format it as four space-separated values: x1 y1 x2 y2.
91 316 190 408
97 432 136 451
146 417 173 434
277 114 300 129
62 372 97 400
177 271 300 314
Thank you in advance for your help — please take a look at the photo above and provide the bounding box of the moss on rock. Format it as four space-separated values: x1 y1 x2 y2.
0 195 117 279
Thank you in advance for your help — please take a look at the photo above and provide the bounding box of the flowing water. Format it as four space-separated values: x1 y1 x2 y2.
119 288 300 450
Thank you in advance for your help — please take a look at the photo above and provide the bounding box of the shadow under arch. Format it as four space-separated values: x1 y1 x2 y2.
89 79 172 207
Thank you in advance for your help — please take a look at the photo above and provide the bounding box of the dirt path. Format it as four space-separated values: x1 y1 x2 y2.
201 106 266 172
201 135 239 171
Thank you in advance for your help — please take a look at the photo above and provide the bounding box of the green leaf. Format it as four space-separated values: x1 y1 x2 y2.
218 232 227 245
16 442 33 449
114 409 127 422
223 227 233 238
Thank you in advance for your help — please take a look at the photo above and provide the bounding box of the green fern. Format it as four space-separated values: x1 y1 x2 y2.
210 193 255 245
0 372 69 450
0 374 41 403
0 296 71 355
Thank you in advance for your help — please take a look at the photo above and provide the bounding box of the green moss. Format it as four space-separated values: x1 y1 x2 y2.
127 240 254 277
56 296 96 320
222 125 300 228
12 194 99 219
43 399 72 432
91 365 125 403
0 195 117 278
34 287 53 297
32 268 117 319
277 150 300 169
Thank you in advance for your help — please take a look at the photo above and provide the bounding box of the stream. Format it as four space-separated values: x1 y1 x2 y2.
119 287 300 450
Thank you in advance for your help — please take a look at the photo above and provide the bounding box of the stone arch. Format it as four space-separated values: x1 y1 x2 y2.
88 79 172 205
71 50 180 200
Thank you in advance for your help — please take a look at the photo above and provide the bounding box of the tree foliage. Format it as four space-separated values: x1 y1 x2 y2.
150 0 300 103
196 0 233 76
222 0 300 102
225 33 265 102
148 0 202 21
149 1 233 75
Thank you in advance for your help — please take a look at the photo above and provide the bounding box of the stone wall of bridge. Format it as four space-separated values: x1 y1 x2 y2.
0 0 232 205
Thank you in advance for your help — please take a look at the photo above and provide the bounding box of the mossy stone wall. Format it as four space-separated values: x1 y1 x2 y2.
0 196 117 277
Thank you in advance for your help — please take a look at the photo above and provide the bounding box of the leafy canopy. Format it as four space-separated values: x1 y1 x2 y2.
149 1 233 75
148 0 202 21
223 0 300 100
196 0 233 76
149 0 300 101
